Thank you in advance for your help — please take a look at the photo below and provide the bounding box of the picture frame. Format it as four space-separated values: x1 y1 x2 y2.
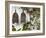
5 1 45 37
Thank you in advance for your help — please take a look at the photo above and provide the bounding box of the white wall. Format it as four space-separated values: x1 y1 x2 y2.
0 0 46 38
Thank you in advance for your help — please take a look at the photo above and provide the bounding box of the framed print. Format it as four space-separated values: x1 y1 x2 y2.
5 1 45 37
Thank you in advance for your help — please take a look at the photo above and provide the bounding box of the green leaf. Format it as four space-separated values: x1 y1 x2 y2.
17 28 21 31
12 27 16 31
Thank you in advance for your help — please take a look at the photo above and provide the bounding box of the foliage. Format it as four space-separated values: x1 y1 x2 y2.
12 25 16 31
12 27 16 31
22 21 33 31
17 28 21 31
